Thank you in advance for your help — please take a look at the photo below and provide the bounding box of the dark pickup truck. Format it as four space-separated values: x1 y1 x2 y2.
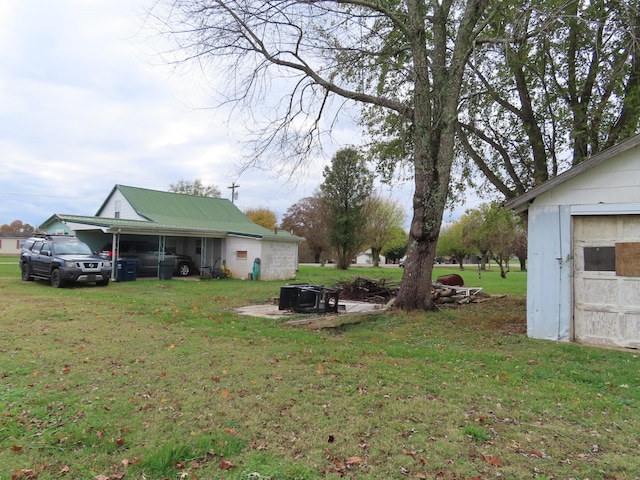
20 235 112 288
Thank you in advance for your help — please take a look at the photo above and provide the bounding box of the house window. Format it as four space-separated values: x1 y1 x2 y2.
115 200 121 219
584 246 615 272
236 250 248 260
196 239 201 255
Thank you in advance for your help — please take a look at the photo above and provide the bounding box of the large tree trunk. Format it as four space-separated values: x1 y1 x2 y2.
394 0 486 311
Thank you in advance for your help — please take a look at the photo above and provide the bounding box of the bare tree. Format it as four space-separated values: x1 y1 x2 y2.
151 0 493 310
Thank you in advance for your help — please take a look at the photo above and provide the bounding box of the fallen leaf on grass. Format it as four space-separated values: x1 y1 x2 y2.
484 455 502 467
221 390 231 398
317 364 324 374
219 459 236 470
10 445 22 452
11 470 38 480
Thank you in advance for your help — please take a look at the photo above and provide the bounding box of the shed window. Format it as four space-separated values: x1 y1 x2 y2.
236 250 248 260
584 246 616 271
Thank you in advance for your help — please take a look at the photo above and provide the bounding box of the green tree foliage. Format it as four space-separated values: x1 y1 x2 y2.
457 0 640 198
244 208 277 230
363 195 406 267
436 222 474 270
320 148 374 269
169 179 221 198
381 226 408 264
280 194 330 264
460 203 525 278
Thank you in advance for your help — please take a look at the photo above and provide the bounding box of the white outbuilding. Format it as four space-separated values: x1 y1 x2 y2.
505 134 640 348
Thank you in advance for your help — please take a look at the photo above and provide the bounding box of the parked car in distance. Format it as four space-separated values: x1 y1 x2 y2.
20 234 111 288
99 240 195 277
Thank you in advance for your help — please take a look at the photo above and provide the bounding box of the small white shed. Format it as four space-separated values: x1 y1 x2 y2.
505 135 640 348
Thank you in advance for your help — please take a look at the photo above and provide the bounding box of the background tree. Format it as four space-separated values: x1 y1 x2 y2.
152 0 494 311
363 195 406 267
460 208 492 271
461 203 524 278
0 220 36 233
320 148 373 270
381 226 408 264
245 208 277 230
280 194 330 264
513 224 528 272
436 222 474 270
169 179 221 197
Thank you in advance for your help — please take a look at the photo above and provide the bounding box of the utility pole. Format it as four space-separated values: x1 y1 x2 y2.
227 182 240 204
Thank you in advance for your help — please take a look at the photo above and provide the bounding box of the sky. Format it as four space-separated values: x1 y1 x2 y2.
0 0 471 230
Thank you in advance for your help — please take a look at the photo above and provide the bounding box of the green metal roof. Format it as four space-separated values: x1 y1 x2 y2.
43 185 301 241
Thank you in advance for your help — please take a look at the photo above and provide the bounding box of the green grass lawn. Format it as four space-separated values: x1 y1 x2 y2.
1 261 639 479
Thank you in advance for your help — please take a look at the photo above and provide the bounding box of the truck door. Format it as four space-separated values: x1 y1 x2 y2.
30 241 46 276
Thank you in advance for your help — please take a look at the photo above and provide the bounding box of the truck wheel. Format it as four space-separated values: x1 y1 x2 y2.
178 262 191 276
51 269 65 288
97 277 110 286
21 263 34 281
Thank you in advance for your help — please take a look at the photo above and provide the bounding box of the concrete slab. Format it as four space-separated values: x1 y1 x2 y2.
235 300 385 319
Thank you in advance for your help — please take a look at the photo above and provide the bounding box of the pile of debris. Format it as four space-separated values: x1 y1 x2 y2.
336 276 400 304
335 275 485 306
431 282 484 304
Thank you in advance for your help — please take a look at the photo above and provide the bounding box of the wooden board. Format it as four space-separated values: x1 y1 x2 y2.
616 242 640 277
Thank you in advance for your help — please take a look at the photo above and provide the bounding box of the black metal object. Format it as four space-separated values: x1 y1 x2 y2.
278 284 341 313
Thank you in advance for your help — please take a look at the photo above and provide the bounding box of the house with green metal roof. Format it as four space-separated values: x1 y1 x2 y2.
40 185 302 281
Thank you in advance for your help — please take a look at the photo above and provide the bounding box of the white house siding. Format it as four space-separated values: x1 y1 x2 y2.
260 239 299 280
0 236 28 255
225 236 263 279
97 191 147 221
530 152 640 207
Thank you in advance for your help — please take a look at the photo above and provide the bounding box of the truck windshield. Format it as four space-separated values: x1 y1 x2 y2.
54 242 94 255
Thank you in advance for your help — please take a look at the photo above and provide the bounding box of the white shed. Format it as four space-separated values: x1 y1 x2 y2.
505 135 640 348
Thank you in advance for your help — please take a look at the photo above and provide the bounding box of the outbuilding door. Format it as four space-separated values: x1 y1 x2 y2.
572 215 640 348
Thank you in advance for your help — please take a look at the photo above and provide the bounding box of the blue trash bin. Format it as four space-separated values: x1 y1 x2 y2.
116 258 137 282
